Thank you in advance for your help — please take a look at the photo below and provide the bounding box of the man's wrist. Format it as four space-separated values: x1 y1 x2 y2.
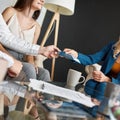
0 51 14 67
38 46 44 55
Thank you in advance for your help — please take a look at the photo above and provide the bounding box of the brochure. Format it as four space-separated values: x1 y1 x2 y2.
58 51 80 64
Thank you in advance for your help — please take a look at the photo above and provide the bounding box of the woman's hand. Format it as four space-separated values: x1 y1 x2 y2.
63 48 78 58
92 70 111 82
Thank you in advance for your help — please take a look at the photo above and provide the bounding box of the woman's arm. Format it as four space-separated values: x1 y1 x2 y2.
0 7 16 55
0 51 23 77
0 13 40 55
64 42 114 65
2 7 15 23
0 13 59 57
77 42 114 65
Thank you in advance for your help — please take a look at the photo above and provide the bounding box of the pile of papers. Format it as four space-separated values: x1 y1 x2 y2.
29 79 95 107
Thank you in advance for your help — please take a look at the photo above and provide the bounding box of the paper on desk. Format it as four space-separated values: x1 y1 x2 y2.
29 79 95 107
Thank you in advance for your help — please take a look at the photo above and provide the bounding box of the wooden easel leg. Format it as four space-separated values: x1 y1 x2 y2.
51 58 55 80
51 13 60 80
40 12 60 81
41 13 59 47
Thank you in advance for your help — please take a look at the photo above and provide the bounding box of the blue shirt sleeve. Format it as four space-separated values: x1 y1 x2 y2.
77 41 115 65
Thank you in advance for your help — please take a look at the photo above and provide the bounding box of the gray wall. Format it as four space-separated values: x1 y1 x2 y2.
39 0 120 82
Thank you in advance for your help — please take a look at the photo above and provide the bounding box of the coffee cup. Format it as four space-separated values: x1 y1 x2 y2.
66 69 85 90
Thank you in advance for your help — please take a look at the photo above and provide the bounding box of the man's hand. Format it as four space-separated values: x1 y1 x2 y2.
92 70 111 82
39 45 60 58
8 59 23 77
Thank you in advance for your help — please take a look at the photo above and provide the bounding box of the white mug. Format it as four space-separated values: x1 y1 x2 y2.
66 69 85 89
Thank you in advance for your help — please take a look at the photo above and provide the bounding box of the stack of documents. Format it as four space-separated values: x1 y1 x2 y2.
29 79 95 107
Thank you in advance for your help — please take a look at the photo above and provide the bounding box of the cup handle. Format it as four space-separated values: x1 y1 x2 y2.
78 76 85 84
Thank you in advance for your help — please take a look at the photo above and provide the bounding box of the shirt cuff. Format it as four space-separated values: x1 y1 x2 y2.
0 51 14 68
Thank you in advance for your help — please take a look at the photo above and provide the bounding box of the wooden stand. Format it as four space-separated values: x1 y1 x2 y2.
41 12 60 80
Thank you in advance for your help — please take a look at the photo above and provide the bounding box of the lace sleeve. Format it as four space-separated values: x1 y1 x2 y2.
0 51 14 67
0 14 40 55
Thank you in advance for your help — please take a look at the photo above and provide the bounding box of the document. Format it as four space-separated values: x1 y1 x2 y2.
0 81 26 98
58 51 80 64
29 79 95 107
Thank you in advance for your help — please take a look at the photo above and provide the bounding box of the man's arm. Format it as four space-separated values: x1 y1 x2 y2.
0 13 40 55
0 51 13 67
0 13 59 57
0 51 23 77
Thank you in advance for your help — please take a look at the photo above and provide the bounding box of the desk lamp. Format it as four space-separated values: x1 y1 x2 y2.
41 0 75 80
